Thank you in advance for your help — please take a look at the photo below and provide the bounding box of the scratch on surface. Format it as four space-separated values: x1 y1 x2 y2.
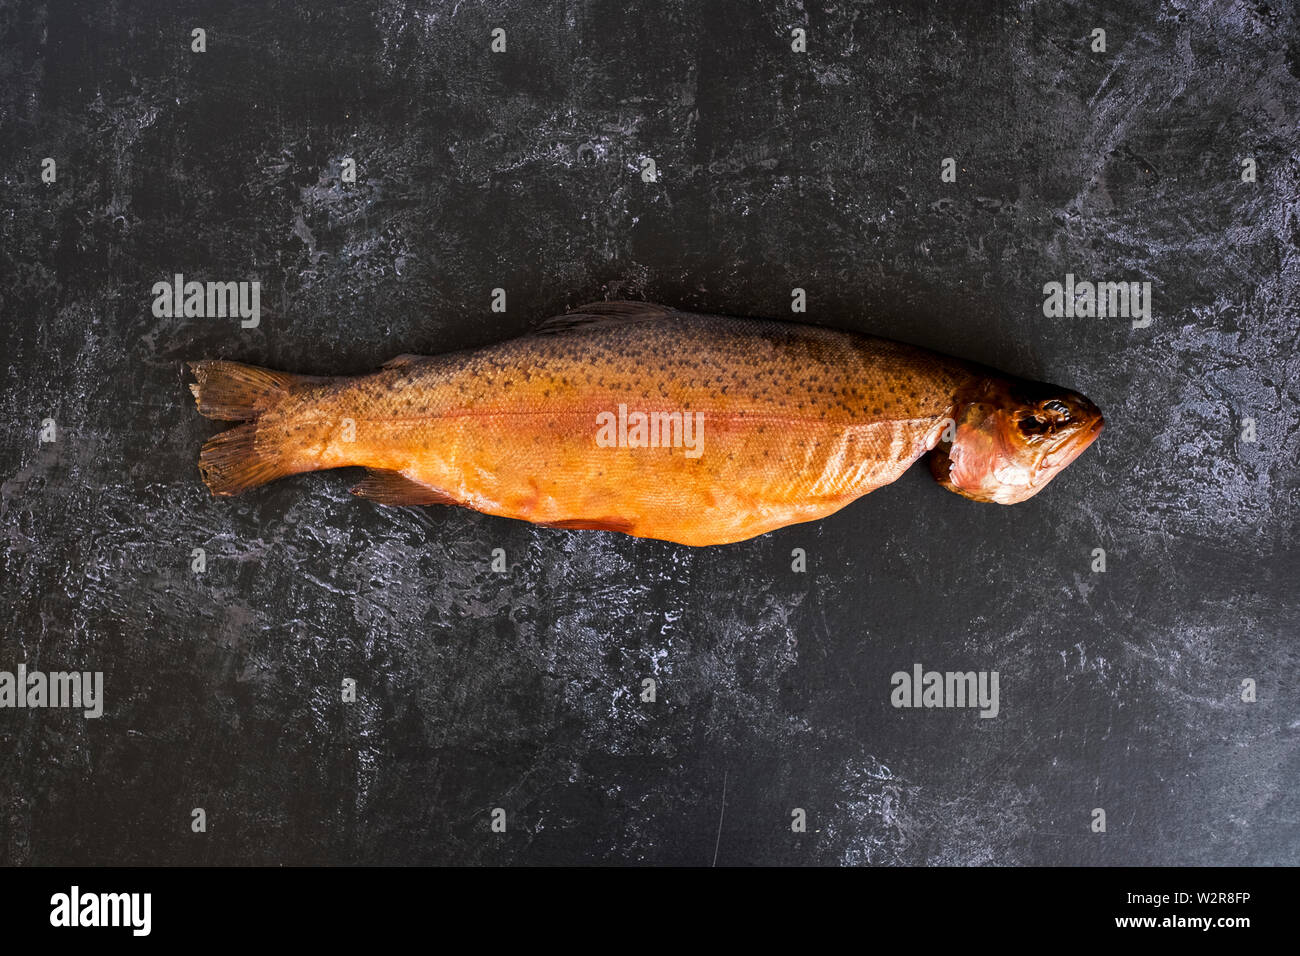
712 770 728 867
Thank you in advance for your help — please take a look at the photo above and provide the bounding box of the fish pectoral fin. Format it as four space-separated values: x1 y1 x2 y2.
540 516 638 535
533 301 677 335
380 353 428 370
351 470 457 506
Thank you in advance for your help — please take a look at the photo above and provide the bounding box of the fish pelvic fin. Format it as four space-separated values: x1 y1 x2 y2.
189 360 313 496
541 516 638 535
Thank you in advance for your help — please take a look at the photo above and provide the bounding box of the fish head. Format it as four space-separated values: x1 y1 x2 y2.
929 376 1104 504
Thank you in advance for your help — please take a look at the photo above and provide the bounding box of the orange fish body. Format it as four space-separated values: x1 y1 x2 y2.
190 302 1104 546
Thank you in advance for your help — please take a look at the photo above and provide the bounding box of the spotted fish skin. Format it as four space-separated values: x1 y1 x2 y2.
189 302 1103 546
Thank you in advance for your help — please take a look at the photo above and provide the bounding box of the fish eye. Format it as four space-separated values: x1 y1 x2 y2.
1043 400 1070 418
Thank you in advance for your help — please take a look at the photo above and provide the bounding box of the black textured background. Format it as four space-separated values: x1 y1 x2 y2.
1 0 1297 866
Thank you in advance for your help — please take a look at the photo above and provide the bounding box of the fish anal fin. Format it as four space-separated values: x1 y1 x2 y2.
351 470 457 506
542 516 637 535
381 353 429 370
534 301 677 335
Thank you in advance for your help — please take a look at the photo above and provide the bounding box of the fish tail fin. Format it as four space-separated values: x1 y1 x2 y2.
188 360 307 496
196 422 293 496
188 360 301 421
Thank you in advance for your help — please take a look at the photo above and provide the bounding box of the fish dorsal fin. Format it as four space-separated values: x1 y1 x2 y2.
574 300 677 318
351 470 457 506
381 353 429 370
533 301 677 335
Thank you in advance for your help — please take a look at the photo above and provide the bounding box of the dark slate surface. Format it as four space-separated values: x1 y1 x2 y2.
1 0 1297 866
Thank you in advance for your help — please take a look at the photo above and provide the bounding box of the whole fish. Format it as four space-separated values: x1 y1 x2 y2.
189 301 1104 546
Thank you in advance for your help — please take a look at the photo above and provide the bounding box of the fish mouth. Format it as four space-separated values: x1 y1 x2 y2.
1081 413 1105 446
1040 414 1104 472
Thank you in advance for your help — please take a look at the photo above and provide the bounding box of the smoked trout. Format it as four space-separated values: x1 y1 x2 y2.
189 301 1104 546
